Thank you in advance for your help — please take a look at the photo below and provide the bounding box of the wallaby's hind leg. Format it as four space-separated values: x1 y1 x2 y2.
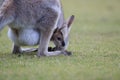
12 44 22 54
12 45 38 54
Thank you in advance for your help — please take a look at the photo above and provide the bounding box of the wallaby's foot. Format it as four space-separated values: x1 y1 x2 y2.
12 50 21 54
22 48 38 53
12 45 22 54
12 44 38 54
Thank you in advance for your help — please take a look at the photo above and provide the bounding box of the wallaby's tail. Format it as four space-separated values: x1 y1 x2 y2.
0 0 15 31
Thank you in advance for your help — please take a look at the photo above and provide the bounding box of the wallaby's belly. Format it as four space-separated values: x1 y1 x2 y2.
8 28 40 46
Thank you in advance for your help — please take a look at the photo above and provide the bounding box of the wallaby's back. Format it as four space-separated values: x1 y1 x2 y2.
0 0 61 29
0 0 4 6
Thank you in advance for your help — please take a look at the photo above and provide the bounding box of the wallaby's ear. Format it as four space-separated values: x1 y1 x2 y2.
67 15 75 28
67 15 75 32
59 23 66 31
54 27 59 33
58 15 75 32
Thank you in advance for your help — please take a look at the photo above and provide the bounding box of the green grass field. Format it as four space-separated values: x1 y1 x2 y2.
0 0 120 80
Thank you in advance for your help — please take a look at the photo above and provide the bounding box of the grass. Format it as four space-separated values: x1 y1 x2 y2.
0 0 120 80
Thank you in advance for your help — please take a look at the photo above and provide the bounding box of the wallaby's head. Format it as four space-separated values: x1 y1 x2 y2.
52 15 75 50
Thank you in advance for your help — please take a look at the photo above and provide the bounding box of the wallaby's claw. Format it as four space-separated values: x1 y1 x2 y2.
66 51 72 56
63 50 72 56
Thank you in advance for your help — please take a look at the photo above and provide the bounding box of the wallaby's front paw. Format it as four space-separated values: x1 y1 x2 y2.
63 50 72 56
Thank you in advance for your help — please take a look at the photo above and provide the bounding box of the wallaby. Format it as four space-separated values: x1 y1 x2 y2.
0 0 74 56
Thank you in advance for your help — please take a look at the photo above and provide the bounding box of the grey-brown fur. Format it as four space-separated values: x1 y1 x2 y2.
0 0 4 6
0 0 74 56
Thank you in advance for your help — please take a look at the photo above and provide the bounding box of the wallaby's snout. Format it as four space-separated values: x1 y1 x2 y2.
62 41 65 47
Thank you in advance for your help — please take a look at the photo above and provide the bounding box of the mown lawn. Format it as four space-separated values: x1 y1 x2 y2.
0 0 120 80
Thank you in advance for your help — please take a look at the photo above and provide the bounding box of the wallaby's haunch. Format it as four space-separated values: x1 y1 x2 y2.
0 0 74 57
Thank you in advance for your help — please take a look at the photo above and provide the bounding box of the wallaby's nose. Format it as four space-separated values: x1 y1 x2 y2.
62 41 65 47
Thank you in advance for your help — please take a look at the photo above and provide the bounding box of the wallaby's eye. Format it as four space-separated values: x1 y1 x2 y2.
57 37 61 41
